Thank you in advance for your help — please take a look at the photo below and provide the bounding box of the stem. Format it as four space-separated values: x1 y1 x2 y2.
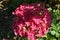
43 0 47 8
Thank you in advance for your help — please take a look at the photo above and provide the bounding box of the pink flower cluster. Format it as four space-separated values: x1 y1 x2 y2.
12 3 51 40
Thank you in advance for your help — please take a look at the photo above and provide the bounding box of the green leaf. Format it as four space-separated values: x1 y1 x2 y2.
55 32 60 37
21 37 27 40
40 37 46 40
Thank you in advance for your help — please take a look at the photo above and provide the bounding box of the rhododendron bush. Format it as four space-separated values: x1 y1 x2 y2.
0 0 60 40
12 3 51 40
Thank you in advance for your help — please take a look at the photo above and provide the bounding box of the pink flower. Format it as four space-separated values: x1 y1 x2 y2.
12 3 51 40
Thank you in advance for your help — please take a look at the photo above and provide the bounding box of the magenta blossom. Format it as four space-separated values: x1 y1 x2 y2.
12 3 51 40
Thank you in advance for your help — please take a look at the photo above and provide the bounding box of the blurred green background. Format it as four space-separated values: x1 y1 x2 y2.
0 0 60 40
